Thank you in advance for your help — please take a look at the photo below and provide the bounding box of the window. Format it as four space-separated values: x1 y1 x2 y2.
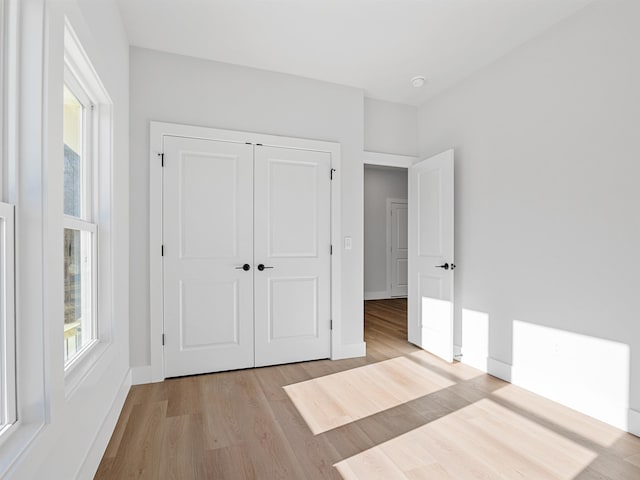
63 66 97 367
62 20 113 380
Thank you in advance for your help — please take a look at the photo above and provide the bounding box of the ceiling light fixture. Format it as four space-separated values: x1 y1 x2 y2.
411 76 426 88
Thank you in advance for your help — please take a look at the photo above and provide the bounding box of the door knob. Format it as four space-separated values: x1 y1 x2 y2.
435 263 450 270
257 264 274 271
235 263 251 271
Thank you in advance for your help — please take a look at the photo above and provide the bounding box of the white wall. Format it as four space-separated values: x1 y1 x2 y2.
129 47 366 369
364 166 407 297
418 0 640 433
3 0 130 478
364 98 418 156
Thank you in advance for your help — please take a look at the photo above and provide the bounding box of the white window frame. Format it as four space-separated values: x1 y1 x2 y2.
63 62 99 371
0 0 16 442
0 0 4 195
0 203 15 436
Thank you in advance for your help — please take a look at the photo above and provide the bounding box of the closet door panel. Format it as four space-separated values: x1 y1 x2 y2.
254 145 332 367
163 136 254 377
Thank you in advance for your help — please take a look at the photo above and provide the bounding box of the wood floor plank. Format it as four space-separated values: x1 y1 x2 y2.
203 444 256 480
157 414 208 479
96 299 640 479
95 400 167 480
165 376 202 417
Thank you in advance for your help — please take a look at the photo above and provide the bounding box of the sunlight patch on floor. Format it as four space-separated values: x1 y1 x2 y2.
284 355 455 434
334 398 597 480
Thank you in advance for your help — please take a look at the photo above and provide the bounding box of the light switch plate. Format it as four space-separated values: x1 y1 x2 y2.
344 236 352 250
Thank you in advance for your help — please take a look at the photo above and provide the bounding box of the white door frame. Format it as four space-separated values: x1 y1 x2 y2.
149 121 342 382
386 198 408 298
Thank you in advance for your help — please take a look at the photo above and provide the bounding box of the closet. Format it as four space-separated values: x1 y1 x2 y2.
161 135 332 377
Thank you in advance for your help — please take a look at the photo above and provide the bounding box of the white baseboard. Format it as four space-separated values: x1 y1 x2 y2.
629 409 640 437
332 341 367 360
487 356 512 382
364 291 390 301
131 365 153 385
76 369 131 480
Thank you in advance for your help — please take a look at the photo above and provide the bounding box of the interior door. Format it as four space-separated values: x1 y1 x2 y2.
389 200 408 297
253 145 332 367
163 136 255 377
408 150 454 362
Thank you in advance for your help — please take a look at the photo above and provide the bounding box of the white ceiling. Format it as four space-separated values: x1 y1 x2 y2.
116 0 593 106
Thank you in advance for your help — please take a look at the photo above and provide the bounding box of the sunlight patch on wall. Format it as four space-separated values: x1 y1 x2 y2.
420 296 453 361
334 398 596 479
461 308 489 372
512 320 630 432
284 355 454 434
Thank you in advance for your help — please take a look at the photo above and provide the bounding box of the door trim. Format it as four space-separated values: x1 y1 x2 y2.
149 121 342 382
386 198 408 298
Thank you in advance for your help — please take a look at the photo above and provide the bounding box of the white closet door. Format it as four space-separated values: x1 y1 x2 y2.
163 136 255 377
253 145 332 367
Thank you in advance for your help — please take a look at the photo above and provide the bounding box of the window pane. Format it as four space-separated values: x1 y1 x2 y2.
64 228 94 363
63 84 83 218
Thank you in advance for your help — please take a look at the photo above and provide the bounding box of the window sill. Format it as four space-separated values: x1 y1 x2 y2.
64 338 110 399
0 421 47 477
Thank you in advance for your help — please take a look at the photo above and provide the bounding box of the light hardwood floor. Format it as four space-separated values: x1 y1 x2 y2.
96 299 640 479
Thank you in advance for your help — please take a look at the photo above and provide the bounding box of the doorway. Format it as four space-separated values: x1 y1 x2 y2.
364 164 409 341
363 165 409 300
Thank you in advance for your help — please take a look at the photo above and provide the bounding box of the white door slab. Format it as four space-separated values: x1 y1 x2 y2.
408 150 455 362
163 136 255 377
389 200 408 297
253 145 332 367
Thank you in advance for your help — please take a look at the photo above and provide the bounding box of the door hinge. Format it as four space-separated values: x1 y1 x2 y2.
161 245 164 256
158 152 164 167
162 334 165 346
330 168 336 180
330 320 333 330
330 244 333 255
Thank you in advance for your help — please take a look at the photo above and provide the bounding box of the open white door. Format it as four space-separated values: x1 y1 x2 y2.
408 150 454 362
